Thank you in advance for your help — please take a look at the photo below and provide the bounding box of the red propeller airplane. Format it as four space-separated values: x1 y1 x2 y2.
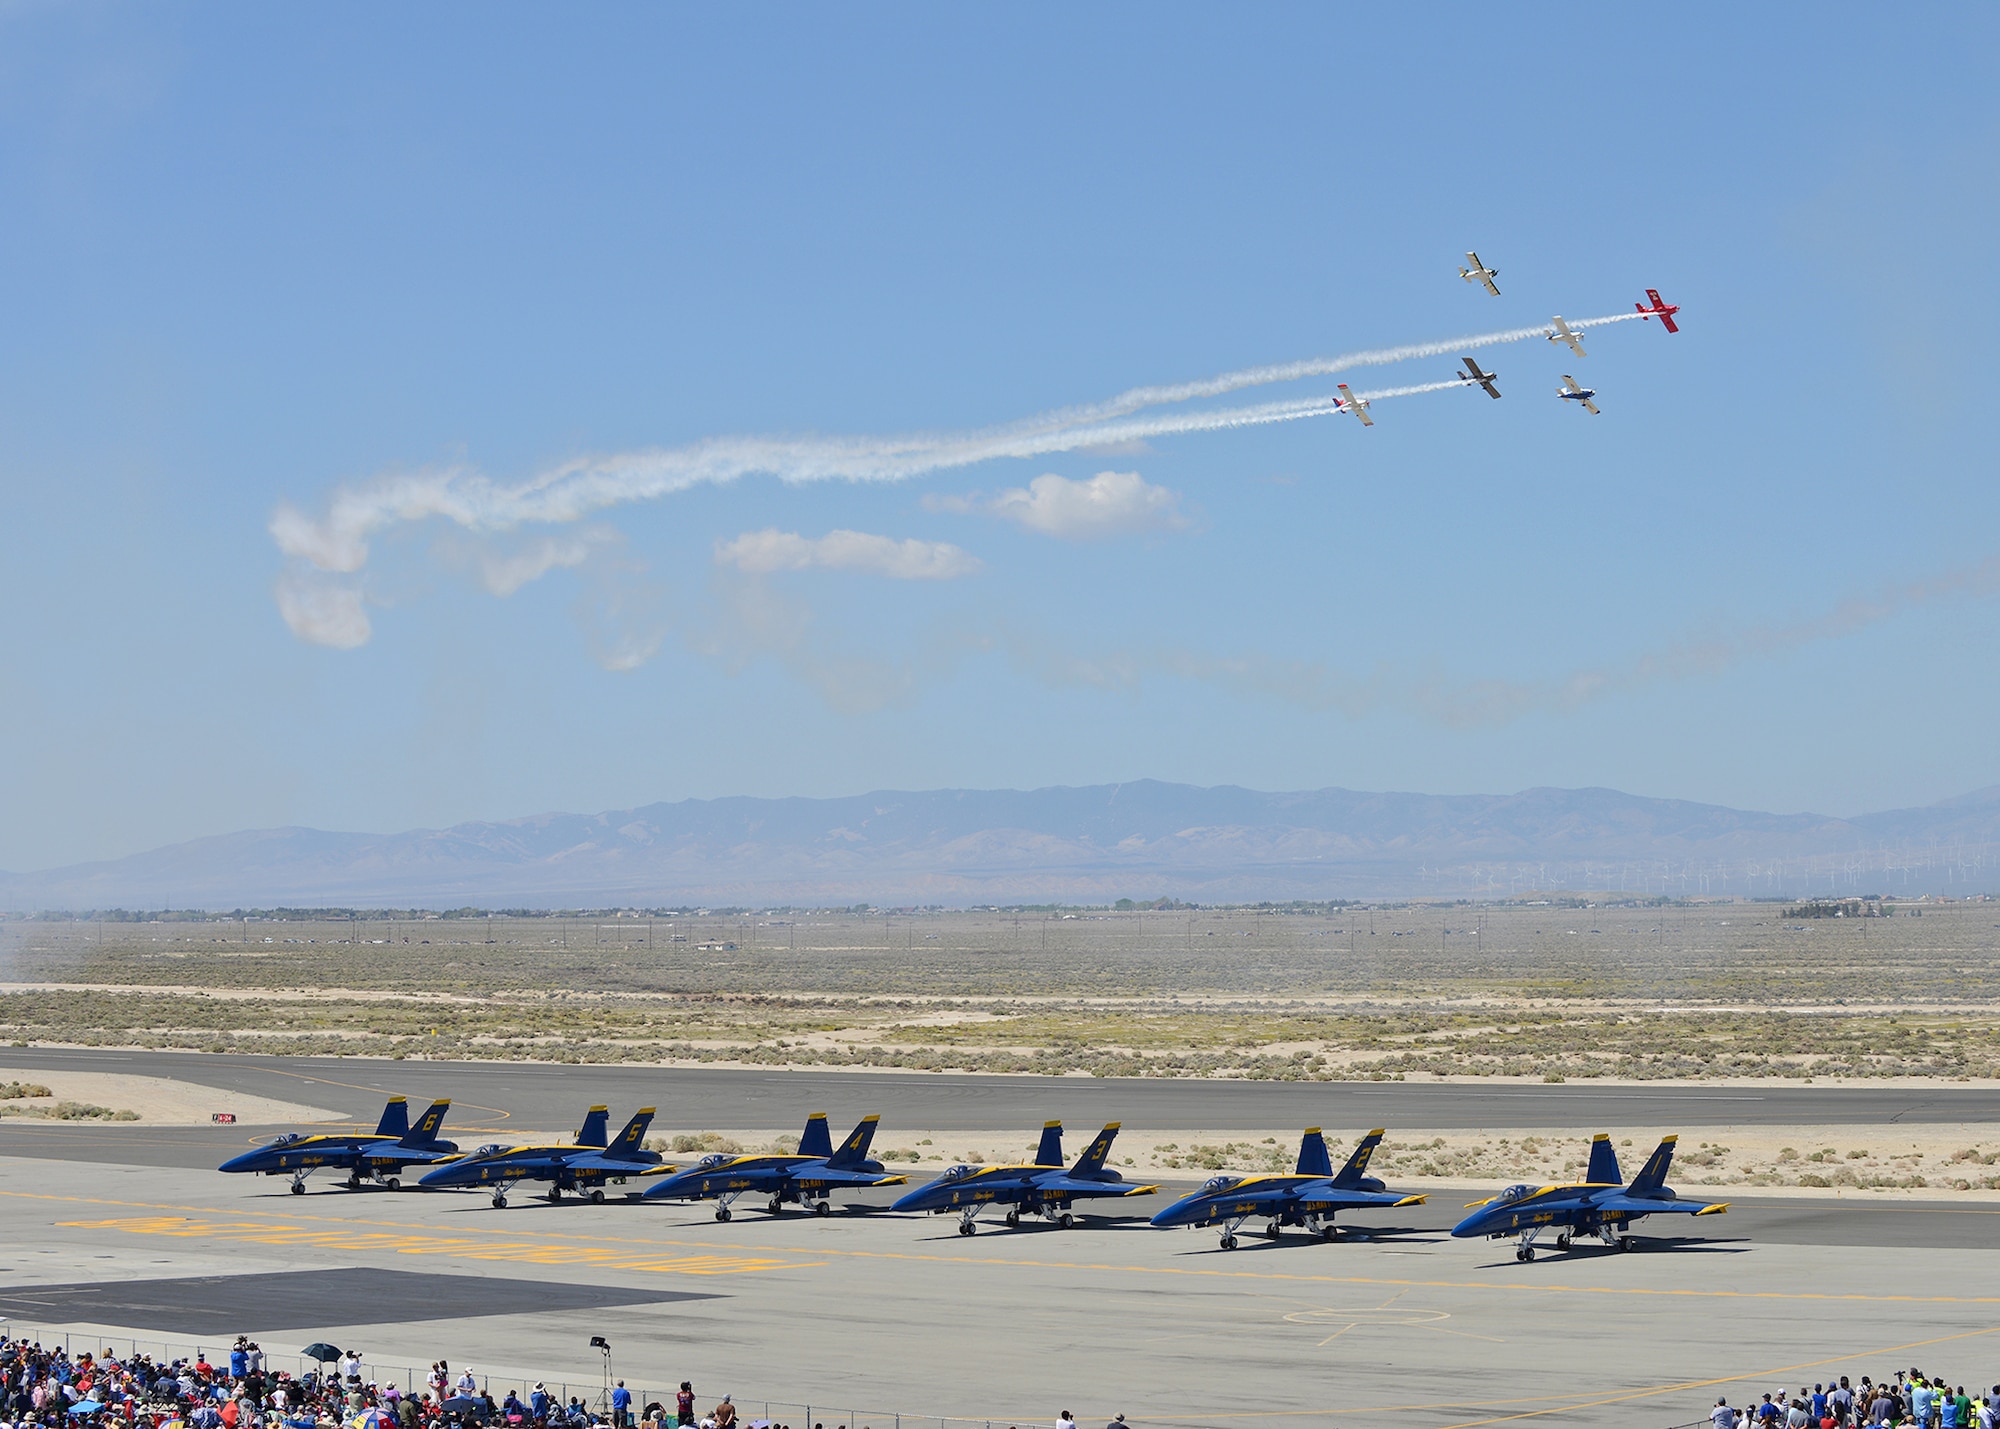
1635 289 1680 333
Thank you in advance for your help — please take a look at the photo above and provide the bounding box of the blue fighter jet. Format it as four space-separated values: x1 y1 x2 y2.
418 1106 669 1207
642 1112 907 1220
892 1121 1157 1235
1451 1133 1728 1261
1150 1128 1428 1250
218 1096 459 1194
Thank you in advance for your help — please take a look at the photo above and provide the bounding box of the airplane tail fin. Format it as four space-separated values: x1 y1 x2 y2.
1294 1128 1333 1179
575 1106 611 1148
374 1097 410 1139
1584 1133 1621 1185
400 1100 451 1147
1035 1121 1064 1166
1332 1129 1386 1187
797 1113 834 1160
609 1108 655 1156
1628 1136 1679 1194
1070 1123 1120 1176
827 1115 881 1169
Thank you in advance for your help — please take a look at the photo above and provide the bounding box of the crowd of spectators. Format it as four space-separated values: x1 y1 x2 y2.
1710 1373 2000 1429
0 1339 760 1429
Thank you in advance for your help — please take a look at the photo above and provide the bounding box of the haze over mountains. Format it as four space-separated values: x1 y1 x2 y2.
4 782 1998 911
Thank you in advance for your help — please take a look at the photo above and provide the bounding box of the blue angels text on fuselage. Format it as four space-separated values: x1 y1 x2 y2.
418 1105 670 1207
892 1121 1157 1235
642 1112 906 1219
1150 1128 1427 1250
218 1096 459 1194
1451 1133 1727 1260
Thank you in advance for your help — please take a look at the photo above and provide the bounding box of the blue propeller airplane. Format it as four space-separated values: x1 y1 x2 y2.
218 1096 459 1194
1451 1133 1728 1261
641 1112 906 1220
418 1106 669 1207
1150 1128 1427 1250
892 1121 1157 1235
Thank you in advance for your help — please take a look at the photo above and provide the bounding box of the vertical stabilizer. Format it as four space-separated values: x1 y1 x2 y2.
1628 1136 1679 1194
1331 1130 1386 1188
798 1113 834 1160
400 1100 451 1147
1295 1128 1333 1179
575 1106 611 1149
374 1097 410 1139
609 1109 655 1157
1585 1133 1621 1185
828 1115 880 1169
1070 1123 1120 1176
1035 1121 1065 1167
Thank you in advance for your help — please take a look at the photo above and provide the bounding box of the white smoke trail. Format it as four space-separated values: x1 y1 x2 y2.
270 310 1652 642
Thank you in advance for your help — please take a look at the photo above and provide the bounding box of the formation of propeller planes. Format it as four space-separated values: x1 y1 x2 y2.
220 1097 1728 1259
1333 251 1680 426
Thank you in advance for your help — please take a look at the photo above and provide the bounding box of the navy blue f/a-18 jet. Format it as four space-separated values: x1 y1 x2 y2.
892 1121 1157 1235
219 1096 459 1194
1451 1133 1728 1260
641 1112 906 1220
1150 1128 1427 1250
419 1106 668 1207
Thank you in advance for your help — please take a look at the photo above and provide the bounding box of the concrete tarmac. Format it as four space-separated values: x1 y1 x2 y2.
5 1156 2000 1429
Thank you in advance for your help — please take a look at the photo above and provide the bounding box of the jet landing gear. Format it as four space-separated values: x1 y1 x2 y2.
1513 1227 1544 1261
956 1206 984 1237
1304 1215 1339 1243
289 1169 313 1196
1216 1213 1253 1251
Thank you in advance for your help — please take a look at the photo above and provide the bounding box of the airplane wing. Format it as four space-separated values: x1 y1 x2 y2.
1299 1189 1428 1211
799 1167 909 1188
1582 395 1600 414
1592 1195 1727 1218
565 1152 673 1175
1033 1176 1160 1198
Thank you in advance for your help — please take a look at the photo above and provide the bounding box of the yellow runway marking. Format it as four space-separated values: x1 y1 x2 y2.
16 1187 2000 1304
60 1216 821 1277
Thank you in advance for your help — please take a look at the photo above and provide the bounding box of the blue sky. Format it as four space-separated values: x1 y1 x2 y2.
3 6 1997 869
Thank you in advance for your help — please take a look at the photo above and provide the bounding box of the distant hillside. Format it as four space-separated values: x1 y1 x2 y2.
3 781 1998 910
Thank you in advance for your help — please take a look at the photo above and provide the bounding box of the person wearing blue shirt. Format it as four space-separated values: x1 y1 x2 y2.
612 1382 633 1429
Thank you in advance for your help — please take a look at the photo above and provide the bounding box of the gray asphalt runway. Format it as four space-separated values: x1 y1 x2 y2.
8 1046 2000 1140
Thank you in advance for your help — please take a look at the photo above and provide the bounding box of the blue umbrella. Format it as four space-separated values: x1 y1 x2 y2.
68 1403 107 1417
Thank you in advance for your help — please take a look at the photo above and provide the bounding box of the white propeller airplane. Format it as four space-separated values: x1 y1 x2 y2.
1458 251 1500 296
1558 375 1600 414
1335 383 1373 427
1546 315 1587 358
1457 357 1502 399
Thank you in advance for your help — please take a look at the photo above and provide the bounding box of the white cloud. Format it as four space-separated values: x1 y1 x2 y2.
928 471 1190 541
274 571 371 648
713 529 982 581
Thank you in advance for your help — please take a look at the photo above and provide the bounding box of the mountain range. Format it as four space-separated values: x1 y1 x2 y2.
4 781 1999 910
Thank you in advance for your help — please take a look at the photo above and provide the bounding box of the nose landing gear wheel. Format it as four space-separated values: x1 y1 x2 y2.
492 1194 508 1209
957 1221 976 1236
1516 1246 1534 1261
715 1205 732 1222
290 1183 305 1196
1220 1234 1239 1251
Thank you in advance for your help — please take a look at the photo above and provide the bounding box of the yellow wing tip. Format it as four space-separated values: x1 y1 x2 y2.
1696 1201 1729 1215
1395 1194 1428 1206
1464 1197 1493 1209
